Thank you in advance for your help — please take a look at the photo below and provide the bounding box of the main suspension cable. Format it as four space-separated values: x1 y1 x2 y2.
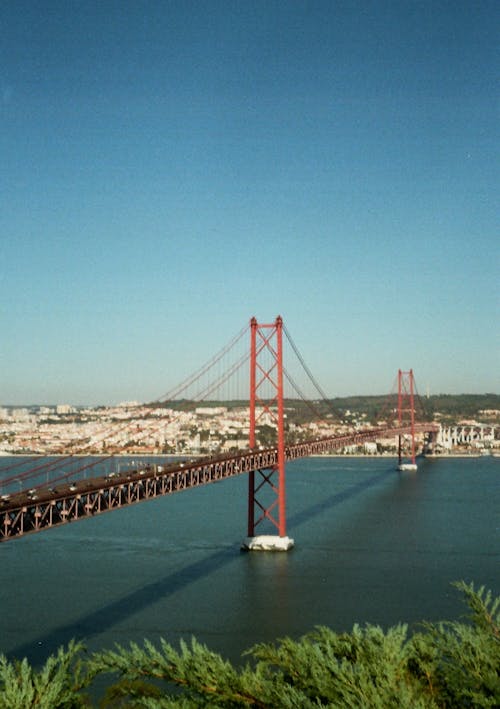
283 324 341 420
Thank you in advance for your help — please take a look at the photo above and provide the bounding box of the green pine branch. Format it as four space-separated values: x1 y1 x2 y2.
0 581 498 708
0 639 91 708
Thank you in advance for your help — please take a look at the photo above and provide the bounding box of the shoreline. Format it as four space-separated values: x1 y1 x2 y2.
1 452 498 459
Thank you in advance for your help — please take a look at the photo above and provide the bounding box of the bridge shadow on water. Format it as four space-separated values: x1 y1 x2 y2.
11 468 391 665
287 468 390 529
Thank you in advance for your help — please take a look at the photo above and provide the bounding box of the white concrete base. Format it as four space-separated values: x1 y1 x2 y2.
241 535 295 551
398 463 418 471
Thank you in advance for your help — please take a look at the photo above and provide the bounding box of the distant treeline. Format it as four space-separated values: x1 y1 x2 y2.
330 393 500 420
161 394 499 423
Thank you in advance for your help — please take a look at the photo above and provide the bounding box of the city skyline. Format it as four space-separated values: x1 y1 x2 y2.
2 1 498 405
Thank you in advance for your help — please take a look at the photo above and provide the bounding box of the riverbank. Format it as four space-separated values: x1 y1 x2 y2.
1 451 498 459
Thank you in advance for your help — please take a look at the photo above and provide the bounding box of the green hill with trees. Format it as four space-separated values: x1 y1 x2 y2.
162 394 500 431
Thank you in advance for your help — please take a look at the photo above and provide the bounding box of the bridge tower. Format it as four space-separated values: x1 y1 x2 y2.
397 369 418 471
242 316 294 551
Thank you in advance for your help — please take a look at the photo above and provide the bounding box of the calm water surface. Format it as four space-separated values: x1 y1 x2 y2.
0 456 498 667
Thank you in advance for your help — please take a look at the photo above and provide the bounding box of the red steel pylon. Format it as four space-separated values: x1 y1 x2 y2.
247 316 287 537
397 369 416 466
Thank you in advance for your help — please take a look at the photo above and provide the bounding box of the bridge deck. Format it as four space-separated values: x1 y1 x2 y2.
0 424 437 542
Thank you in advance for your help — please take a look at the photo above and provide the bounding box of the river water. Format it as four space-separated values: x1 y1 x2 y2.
0 455 498 669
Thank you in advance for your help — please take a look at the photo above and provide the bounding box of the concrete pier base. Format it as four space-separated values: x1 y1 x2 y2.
241 535 295 551
398 463 418 471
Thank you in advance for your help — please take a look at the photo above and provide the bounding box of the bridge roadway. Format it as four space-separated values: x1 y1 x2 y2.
0 423 437 542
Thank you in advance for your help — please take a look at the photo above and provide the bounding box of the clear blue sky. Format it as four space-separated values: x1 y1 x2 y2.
1 1 498 405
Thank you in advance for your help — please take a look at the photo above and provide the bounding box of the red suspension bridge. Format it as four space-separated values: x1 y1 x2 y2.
0 317 438 546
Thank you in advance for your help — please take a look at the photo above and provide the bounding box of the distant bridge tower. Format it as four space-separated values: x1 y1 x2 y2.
243 316 294 551
397 369 418 471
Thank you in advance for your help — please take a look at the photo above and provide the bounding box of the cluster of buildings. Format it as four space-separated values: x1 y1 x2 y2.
0 403 259 456
0 404 497 457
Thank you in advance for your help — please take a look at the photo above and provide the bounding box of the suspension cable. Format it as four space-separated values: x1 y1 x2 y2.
0 323 249 484
283 324 341 420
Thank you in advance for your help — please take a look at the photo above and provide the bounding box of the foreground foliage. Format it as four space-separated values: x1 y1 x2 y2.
0 582 498 708
0 640 89 709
